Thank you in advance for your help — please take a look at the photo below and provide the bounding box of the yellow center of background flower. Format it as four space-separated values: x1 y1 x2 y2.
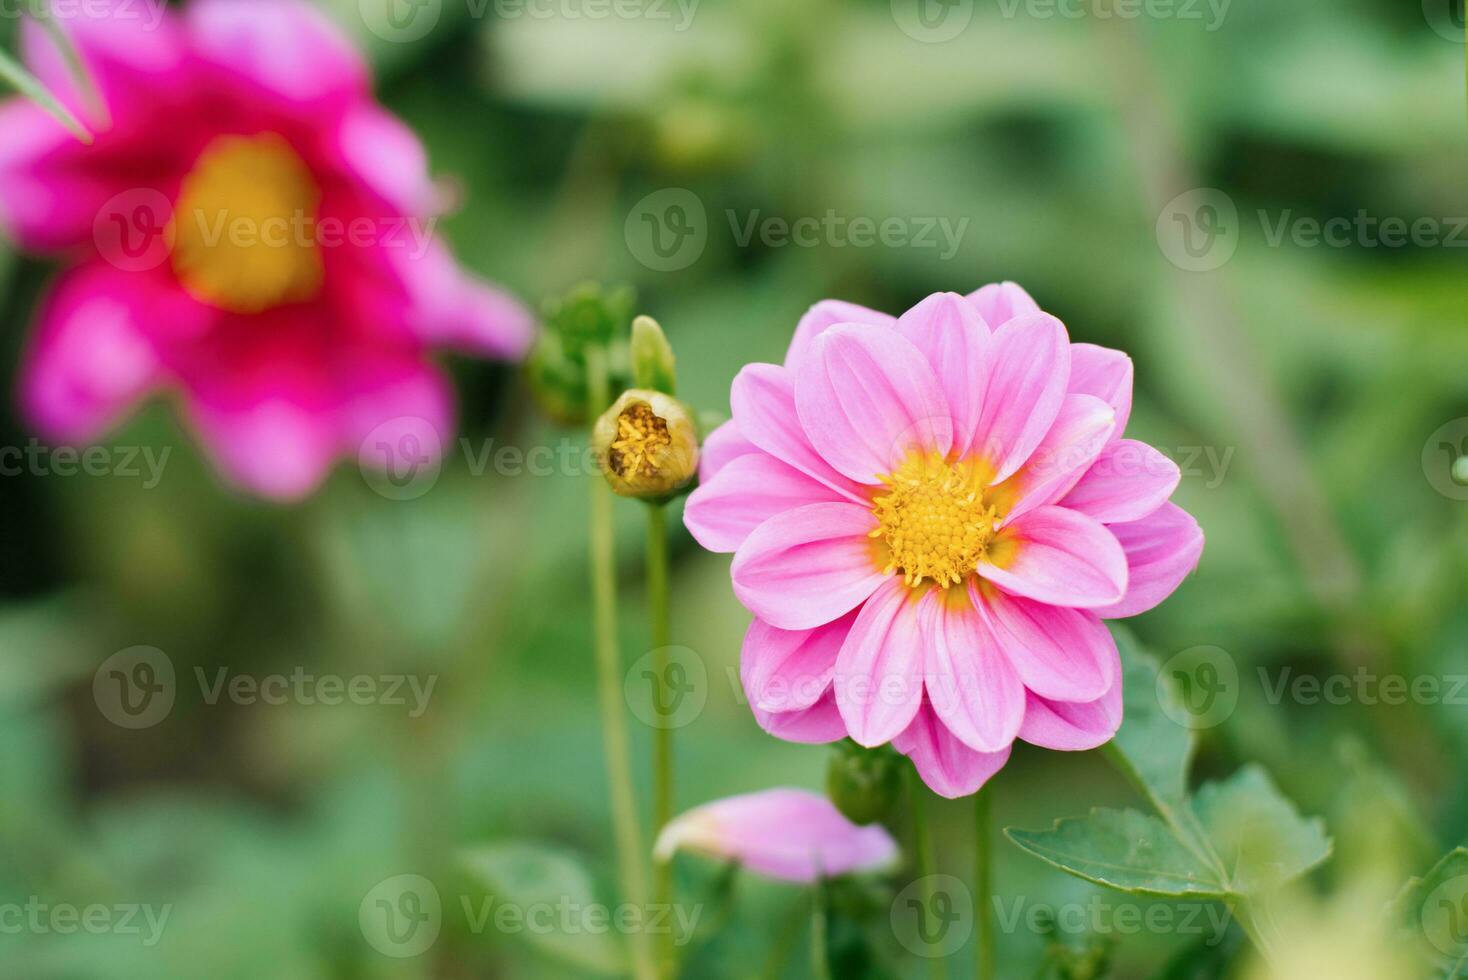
170 134 324 315
870 451 999 588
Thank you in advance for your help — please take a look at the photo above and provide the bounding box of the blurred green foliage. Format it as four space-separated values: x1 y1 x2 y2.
2 0 1467 977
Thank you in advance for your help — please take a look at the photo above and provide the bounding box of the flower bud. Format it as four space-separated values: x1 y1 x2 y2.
525 283 635 426
826 740 903 827
630 315 677 395
592 389 700 499
1453 454 1468 487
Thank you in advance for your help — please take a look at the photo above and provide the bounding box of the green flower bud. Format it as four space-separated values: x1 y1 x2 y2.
592 390 700 499
525 283 636 426
826 740 903 826
1452 455 1468 487
630 315 677 395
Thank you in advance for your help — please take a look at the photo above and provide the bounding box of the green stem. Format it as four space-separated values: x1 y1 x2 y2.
810 882 833 980
909 768 945 980
974 789 995 980
646 500 675 976
586 347 656 980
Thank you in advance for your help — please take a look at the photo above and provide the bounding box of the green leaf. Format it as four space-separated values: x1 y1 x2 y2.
1107 625 1196 813
460 841 628 976
1393 847 1468 977
1011 631 1332 906
0 45 90 142
1006 809 1227 898
1190 765 1332 895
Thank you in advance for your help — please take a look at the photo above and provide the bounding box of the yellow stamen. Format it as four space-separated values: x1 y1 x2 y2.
869 451 1000 589
171 134 323 314
608 402 673 480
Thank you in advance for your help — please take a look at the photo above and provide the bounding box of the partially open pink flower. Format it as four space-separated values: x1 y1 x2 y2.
654 788 899 882
685 283 1204 798
0 0 532 499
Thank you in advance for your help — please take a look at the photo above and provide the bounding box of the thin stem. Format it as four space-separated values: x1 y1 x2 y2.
586 346 656 980
974 789 995 980
810 882 832 980
646 500 675 976
909 768 945 980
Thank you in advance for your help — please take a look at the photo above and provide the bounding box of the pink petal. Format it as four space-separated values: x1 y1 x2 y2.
741 613 855 714
367 238 535 359
178 307 453 501
894 292 991 452
980 506 1128 608
730 502 887 631
187 0 368 114
699 420 758 481
1062 439 1181 524
975 585 1118 703
1018 683 1123 751
833 577 926 747
1094 503 1205 619
968 313 1070 484
19 264 200 441
795 324 953 484
919 588 1024 753
654 788 898 883
20 0 185 130
783 299 896 370
965 281 1040 329
0 101 113 250
994 394 1115 522
730 364 864 502
750 690 848 745
685 452 838 553
1068 343 1133 441
894 705 1012 799
331 103 440 217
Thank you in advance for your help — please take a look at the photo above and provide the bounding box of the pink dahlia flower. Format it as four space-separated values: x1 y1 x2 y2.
0 0 533 499
654 788 898 882
685 283 1204 798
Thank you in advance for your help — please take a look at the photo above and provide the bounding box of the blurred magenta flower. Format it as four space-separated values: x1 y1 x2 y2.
654 788 898 882
685 283 1204 798
0 0 532 498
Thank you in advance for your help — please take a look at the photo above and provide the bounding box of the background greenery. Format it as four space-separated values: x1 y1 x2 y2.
1 0 1465 976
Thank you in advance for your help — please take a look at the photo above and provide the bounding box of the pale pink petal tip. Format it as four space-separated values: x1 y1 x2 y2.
654 788 899 883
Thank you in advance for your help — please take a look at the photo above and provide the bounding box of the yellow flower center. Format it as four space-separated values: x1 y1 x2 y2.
170 134 324 315
870 452 1000 589
608 402 673 480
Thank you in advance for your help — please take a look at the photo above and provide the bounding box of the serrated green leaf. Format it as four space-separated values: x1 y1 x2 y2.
1006 809 1227 898
460 841 628 975
1190 765 1333 895
0 45 90 142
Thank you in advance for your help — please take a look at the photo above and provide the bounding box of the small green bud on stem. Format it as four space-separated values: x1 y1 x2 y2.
592 389 700 500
